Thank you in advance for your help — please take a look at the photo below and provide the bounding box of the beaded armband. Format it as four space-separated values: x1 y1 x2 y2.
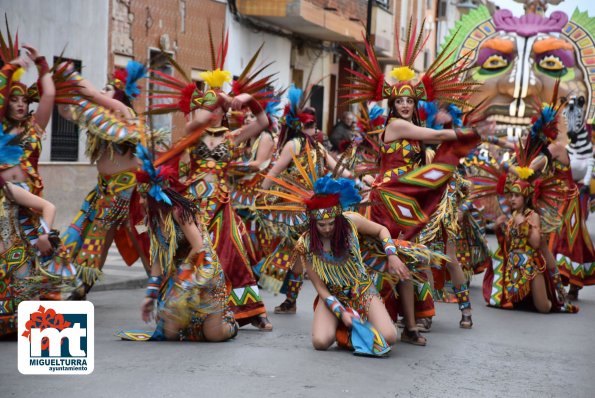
382 237 397 256
324 295 346 319
146 275 163 299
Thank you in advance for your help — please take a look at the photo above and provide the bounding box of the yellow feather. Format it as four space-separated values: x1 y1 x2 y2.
199 68 232 89
389 66 416 82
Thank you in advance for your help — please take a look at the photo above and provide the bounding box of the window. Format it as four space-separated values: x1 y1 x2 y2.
438 0 447 18
50 57 81 161
148 48 174 132
376 0 390 9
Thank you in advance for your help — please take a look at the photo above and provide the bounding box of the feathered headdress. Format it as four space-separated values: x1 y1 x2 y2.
109 60 148 101
342 18 480 108
1 16 27 101
147 26 275 117
257 140 361 222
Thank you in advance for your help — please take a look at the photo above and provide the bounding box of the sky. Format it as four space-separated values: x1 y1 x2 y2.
492 0 595 16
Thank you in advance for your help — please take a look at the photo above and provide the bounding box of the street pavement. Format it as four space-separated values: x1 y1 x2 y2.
1 223 595 397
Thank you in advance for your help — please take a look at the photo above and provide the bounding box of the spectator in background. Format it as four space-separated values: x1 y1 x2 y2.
329 111 356 153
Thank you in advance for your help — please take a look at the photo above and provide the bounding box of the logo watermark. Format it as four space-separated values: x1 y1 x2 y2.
18 301 94 375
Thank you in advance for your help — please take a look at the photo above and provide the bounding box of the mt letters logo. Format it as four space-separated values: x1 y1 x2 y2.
18 301 94 375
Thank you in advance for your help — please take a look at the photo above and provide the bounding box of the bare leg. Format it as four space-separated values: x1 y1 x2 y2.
202 313 238 342
531 273 553 313
397 281 427 345
366 296 398 345
311 300 339 350
445 241 467 287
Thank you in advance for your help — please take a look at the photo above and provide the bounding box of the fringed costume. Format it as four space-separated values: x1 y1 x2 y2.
0 138 79 337
340 20 482 326
184 129 266 324
58 63 156 286
551 159 595 288
145 33 276 327
117 144 236 341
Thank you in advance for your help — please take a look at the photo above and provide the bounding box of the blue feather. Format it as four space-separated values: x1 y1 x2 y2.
368 105 384 122
265 99 282 120
0 133 24 168
314 175 361 208
418 100 440 129
125 60 148 99
287 84 303 117
446 104 463 128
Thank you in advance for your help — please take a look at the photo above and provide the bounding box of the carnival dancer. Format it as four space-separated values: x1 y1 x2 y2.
484 176 577 313
59 60 157 293
257 85 363 315
116 144 237 342
0 41 54 197
415 102 491 327
0 135 79 337
341 20 490 336
230 97 279 264
480 90 583 307
259 168 404 355
147 36 276 331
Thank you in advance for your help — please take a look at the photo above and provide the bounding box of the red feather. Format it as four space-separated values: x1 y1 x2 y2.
496 172 507 195
304 194 340 210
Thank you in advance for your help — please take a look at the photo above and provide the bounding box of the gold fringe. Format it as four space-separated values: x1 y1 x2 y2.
76 265 103 285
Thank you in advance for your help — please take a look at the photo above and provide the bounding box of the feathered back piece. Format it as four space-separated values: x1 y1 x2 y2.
257 140 361 221
517 79 565 168
147 28 274 117
0 14 18 64
26 61 82 104
341 18 480 108
134 143 197 222
231 43 277 103
356 103 385 134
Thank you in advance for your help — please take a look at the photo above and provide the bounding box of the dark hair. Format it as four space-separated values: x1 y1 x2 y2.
386 98 426 165
308 214 351 259
112 88 134 109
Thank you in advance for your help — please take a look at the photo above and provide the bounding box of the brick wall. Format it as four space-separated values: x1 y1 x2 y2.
109 0 227 135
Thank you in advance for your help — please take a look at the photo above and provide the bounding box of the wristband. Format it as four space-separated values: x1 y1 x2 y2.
382 237 397 256
324 295 346 319
146 275 163 299
35 56 49 76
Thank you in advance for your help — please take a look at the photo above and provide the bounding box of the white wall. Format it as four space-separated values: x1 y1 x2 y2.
226 9 292 92
0 0 109 162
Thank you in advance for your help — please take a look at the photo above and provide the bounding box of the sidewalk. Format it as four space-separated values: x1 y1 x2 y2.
92 245 148 292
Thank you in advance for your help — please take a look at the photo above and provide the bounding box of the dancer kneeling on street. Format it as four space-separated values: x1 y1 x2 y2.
117 144 237 342
260 172 409 356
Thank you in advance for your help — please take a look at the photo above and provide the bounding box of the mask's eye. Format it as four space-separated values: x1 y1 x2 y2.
538 55 565 71
482 54 509 70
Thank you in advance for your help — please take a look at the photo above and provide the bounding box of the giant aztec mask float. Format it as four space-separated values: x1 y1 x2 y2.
445 0 595 184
